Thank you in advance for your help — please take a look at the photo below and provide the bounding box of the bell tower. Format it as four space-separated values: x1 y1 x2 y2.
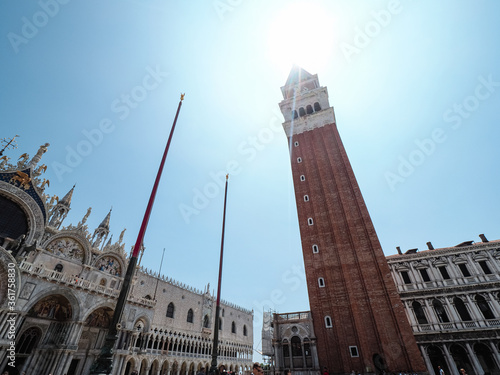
279 66 426 374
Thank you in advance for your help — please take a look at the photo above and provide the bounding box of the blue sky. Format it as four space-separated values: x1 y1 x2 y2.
2 0 500 359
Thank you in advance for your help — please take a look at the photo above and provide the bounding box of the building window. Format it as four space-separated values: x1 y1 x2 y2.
475 295 495 319
300 175 305 181
292 110 298 119
400 271 412 284
349 346 359 357
312 244 319 253
297 157 302 163
318 277 325 287
438 266 450 280
325 316 333 328
412 301 428 324
222 308 225 317
291 336 303 356
304 339 311 357
419 268 431 282
478 261 492 274
299 107 306 117
304 195 309 202
294 141 299 147
283 340 290 357
458 263 471 277
314 102 321 111
231 321 236 333
243 325 247 336
308 218 314 225
453 297 472 321
306 105 313 114
203 314 210 328
219 318 222 330
54 264 63 272
432 299 450 323
187 309 194 323
166 302 175 318
17 327 41 354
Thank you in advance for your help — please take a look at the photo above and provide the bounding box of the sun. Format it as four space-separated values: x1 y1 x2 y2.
267 2 336 74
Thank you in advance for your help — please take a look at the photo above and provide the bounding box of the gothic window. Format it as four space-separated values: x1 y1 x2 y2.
222 308 225 317
304 338 311 357
243 325 248 336
458 263 471 277
166 302 175 318
304 195 309 202
219 318 222 330
419 268 431 282
475 295 495 319
412 301 428 324
308 218 314 225
299 107 306 117
300 175 305 181
318 277 325 287
432 299 450 323
438 266 450 280
54 264 63 272
478 261 492 274
314 102 321 111
453 297 472 321
325 316 333 328
17 327 41 354
312 244 319 253
294 141 299 147
400 271 412 284
187 309 194 323
203 314 210 328
291 336 302 356
297 157 302 163
292 110 298 119
306 105 313 114
231 321 236 333
283 339 290 357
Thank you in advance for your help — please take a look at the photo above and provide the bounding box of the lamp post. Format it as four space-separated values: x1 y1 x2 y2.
209 174 229 375
89 94 185 375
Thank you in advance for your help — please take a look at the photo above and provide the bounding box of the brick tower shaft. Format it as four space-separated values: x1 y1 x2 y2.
279 66 427 374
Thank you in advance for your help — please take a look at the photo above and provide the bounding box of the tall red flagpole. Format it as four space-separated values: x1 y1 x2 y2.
90 93 185 375
210 174 229 375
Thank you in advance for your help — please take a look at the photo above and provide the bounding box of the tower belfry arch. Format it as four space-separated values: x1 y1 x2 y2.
279 66 427 374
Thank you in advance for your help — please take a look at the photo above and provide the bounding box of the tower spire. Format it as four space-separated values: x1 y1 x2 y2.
48 184 75 228
92 208 112 249
99 207 112 230
59 184 76 207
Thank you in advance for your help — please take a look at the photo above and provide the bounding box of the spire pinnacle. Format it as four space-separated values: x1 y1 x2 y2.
59 184 76 206
99 207 112 230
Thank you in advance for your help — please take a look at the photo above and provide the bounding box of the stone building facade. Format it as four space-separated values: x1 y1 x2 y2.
0 144 253 375
261 311 319 375
387 237 500 375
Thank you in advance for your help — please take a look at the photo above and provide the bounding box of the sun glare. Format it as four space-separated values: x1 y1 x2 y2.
267 2 336 74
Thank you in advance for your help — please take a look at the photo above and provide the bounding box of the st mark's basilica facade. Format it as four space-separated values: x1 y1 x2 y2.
0 143 254 375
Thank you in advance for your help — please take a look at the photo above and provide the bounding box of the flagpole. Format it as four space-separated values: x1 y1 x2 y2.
209 174 229 375
153 248 166 300
89 93 185 375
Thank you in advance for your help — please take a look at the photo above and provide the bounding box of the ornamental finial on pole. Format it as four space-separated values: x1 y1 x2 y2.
181 93 185 101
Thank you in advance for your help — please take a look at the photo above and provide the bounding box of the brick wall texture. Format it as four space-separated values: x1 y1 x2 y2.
289 122 426 374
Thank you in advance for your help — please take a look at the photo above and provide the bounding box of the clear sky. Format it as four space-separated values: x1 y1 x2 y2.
2 0 500 361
